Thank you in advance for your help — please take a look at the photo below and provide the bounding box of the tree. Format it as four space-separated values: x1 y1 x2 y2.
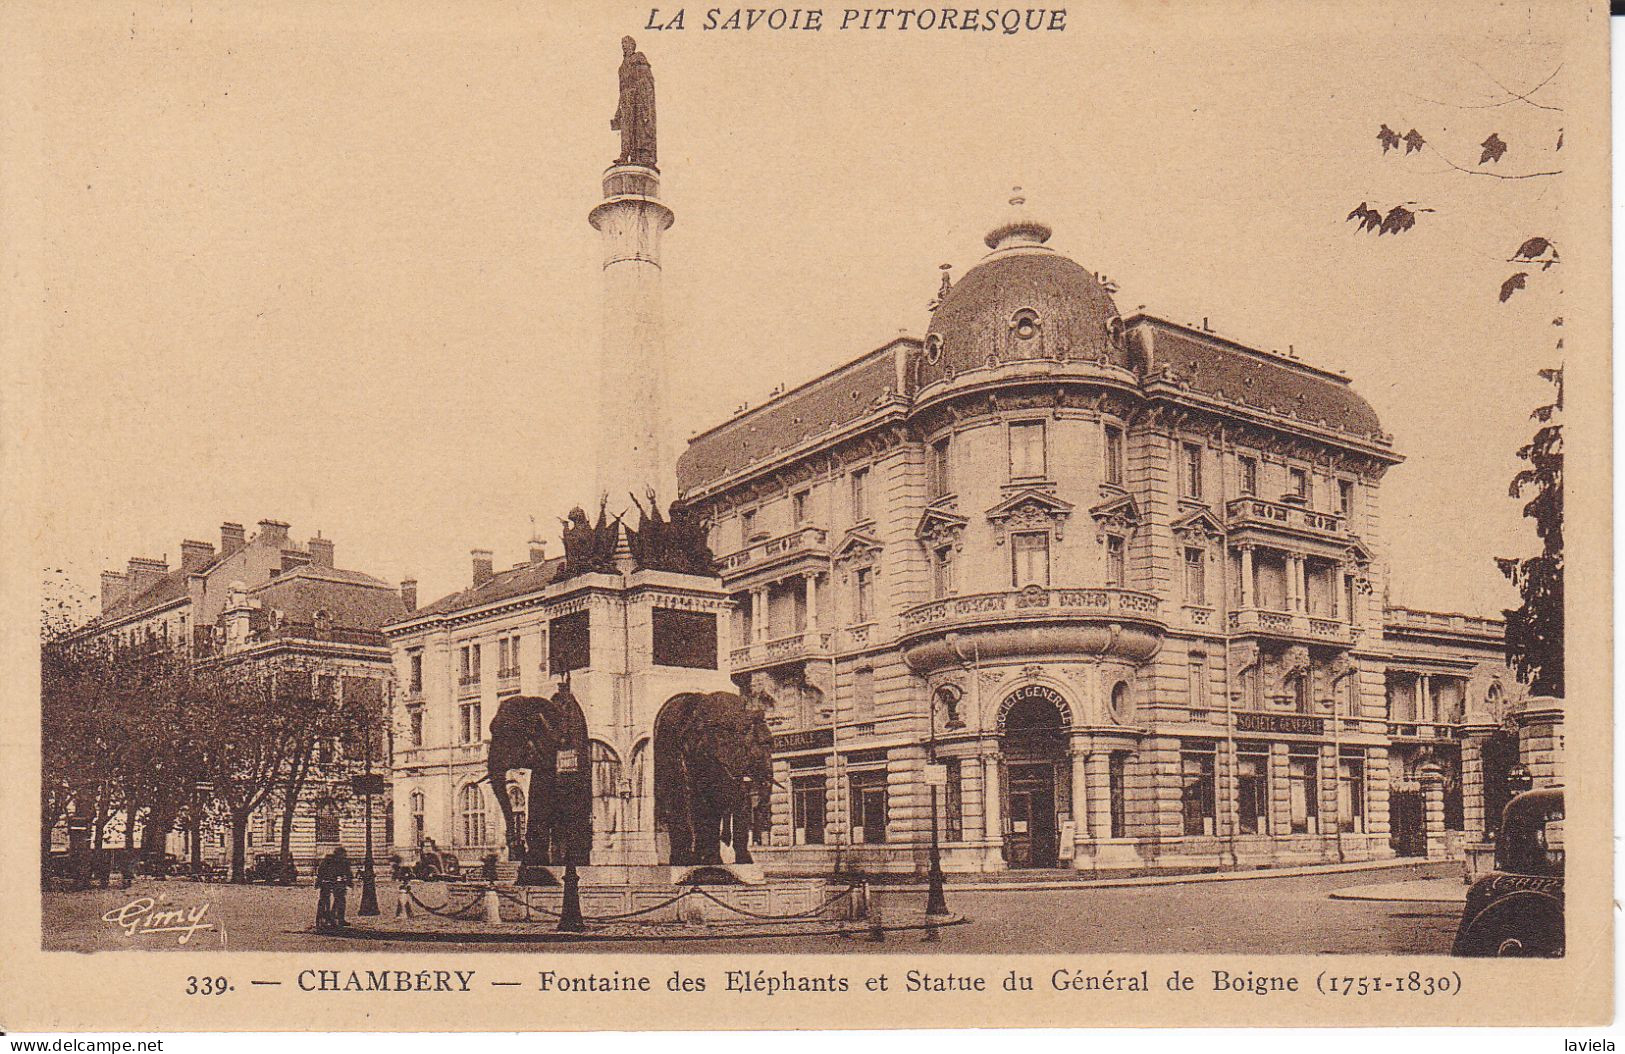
1497 366 1563 696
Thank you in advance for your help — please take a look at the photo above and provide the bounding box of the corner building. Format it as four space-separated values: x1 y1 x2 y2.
676 208 1524 874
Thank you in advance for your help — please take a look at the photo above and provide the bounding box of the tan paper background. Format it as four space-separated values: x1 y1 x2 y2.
0 0 1611 1030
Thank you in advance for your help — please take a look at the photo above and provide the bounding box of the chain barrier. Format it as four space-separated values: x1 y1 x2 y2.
404 883 486 919
687 884 858 922
408 881 860 928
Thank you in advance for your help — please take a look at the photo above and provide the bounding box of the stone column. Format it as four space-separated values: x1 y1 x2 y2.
1070 740 1089 830
1420 762 1447 858
1269 743 1291 841
1086 752 1113 841
1459 730 1493 841
804 572 819 631
750 588 767 644
770 759 793 848
1239 545 1254 609
1287 554 1304 611
981 751 1003 842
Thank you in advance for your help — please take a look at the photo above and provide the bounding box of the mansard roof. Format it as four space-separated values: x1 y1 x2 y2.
395 556 567 624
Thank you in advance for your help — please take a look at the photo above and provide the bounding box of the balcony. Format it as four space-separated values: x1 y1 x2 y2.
1226 607 1354 645
457 674 481 696
729 630 834 673
899 586 1165 672
1226 497 1346 539
716 526 830 579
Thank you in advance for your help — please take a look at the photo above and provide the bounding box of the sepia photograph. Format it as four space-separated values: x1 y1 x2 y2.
1 0 1611 1033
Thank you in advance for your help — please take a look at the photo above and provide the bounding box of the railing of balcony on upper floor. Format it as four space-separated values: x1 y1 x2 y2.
1226 497 1346 537
1226 607 1354 644
729 629 835 672
901 585 1163 633
717 525 830 575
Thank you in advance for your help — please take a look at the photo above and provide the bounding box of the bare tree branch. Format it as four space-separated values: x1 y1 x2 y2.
1425 143 1562 180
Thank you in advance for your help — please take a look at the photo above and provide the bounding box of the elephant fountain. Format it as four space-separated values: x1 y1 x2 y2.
653 691 776 866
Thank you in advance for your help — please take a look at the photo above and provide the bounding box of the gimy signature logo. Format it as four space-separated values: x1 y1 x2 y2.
101 895 216 945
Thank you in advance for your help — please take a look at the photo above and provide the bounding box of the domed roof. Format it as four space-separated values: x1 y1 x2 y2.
918 206 1128 388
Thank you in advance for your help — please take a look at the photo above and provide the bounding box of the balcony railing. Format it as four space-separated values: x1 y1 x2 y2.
1226 497 1346 537
1226 607 1354 644
901 586 1163 633
728 630 835 672
717 526 830 575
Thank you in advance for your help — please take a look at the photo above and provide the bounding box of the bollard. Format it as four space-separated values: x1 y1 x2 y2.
866 898 886 943
483 887 502 925
922 917 940 943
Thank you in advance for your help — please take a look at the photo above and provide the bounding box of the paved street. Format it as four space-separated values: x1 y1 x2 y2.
43 861 1461 956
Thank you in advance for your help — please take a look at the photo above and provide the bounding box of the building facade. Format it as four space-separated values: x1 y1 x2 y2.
68 519 400 869
673 207 1541 874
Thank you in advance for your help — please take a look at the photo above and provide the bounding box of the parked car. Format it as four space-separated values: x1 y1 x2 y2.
411 846 462 881
247 852 299 885
1453 787 1564 957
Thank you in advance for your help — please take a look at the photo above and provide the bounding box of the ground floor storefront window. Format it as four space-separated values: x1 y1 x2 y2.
1288 749 1320 834
1237 746 1270 835
791 775 825 845
1338 754 1366 833
1181 744 1216 836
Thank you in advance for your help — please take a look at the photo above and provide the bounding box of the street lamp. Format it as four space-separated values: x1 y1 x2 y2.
923 693 949 917
350 770 385 917
555 746 585 933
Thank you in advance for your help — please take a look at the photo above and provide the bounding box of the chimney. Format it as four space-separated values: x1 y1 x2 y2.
179 539 215 572
307 535 335 568
471 549 494 587
125 556 168 596
220 522 246 554
100 571 128 612
257 519 291 545
400 578 418 612
530 539 547 564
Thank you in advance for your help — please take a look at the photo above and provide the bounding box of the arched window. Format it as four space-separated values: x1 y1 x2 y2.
591 742 623 842
459 783 487 846
409 791 425 848
1109 681 1134 723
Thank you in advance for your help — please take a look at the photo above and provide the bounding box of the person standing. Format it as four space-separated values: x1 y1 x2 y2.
320 846 354 930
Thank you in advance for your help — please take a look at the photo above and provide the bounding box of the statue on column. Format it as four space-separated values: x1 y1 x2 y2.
611 36 657 168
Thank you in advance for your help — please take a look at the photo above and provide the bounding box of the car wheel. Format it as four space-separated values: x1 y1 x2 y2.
1461 897 1564 958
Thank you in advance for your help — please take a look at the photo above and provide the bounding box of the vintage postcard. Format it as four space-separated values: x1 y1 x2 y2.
0 0 1611 1033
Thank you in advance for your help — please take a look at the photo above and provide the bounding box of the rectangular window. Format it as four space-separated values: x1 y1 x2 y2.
791 776 826 845
459 700 481 744
1105 535 1126 588
1338 756 1366 833
792 490 810 525
1011 531 1051 588
1181 443 1204 499
1290 466 1310 501
652 608 719 669
1103 425 1125 486
933 545 956 599
851 667 875 722
849 771 889 844
1292 673 1311 714
1008 420 1047 480
741 508 758 541
853 567 873 623
1181 748 1217 836
408 706 424 747
943 758 963 841
1338 479 1355 516
850 468 870 522
1183 547 1207 605
1288 753 1320 834
1108 754 1127 838
1237 749 1270 835
1345 576 1357 625
1239 456 1258 496
408 650 423 694
1188 651 1208 708
470 644 480 681
928 436 952 500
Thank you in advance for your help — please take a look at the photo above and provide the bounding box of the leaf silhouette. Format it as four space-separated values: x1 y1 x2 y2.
1499 272 1527 302
1556 128 1564 151
1514 237 1553 260
1378 124 1401 154
1378 205 1416 235
1480 133 1508 164
1345 202 1383 232
1403 128 1426 154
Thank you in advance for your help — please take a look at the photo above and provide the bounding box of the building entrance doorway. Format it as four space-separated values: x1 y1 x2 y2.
1007 763 1059 868
1390 789 1426 857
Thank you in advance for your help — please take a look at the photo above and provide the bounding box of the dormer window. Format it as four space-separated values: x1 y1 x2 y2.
924 333 943 364
1010 308 1041 341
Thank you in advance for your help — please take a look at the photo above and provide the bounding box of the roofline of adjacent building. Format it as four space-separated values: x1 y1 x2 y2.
683 336 919 449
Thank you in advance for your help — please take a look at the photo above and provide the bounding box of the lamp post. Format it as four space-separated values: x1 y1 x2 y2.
556 747 585 933
350 767 385 917
923 693 949 917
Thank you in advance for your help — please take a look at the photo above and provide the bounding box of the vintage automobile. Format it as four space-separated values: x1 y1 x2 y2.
1453 787 1564 957
247 852 299 885
410 845 462 881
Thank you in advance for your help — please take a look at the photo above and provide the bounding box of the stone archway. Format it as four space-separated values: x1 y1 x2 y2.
998 684 1072 869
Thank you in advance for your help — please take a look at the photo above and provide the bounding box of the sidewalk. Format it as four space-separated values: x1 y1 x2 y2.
881 857 1451 893
1328 876 1468 904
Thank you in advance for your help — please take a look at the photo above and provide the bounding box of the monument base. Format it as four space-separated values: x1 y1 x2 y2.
516 865 560 887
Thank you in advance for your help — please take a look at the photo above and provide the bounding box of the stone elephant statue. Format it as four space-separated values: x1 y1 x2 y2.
654 691 776 866
486 686 592 867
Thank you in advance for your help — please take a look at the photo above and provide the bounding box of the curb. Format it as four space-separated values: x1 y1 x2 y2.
317 914 968 944
878 858 1450 894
